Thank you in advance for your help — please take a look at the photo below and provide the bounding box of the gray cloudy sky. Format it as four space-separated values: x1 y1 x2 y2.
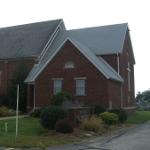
0 0 150 94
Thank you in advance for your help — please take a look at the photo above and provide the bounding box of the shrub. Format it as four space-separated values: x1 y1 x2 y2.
55 118 74 133
30 107 46 118
0 107 8 117
51 91 74 106
80 115 103 132
109 108 127 123
40 105 68 130
8 109 16 116
88 104 106 115
99 112 118 124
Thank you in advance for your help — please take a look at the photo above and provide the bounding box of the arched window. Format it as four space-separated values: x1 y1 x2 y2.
64 61 74 68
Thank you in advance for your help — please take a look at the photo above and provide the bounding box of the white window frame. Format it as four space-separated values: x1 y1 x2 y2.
52 78 63 94
74 77 86 96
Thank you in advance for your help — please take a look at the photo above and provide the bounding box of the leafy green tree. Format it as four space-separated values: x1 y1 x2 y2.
136 89 150 102
7 57 29 112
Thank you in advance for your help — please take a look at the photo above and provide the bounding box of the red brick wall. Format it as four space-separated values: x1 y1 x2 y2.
120 31 135 108
0 59 35 93
102 54 118 72
35 40 111 108
107 80 122 108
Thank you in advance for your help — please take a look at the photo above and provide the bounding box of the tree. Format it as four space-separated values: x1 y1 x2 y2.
136 89 150 102
7 57 29 112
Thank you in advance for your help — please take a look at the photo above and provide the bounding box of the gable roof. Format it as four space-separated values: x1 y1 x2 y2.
0 20 131 83
25 23 130 83
0 19 65 60
25 33 123 83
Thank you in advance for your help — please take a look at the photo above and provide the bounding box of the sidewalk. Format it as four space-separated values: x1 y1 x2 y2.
0 115 29 120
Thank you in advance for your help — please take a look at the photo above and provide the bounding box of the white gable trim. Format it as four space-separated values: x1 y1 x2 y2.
38 20 64 62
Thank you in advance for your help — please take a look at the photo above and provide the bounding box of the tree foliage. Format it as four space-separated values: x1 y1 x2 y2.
7 57 29 112
136 89 150 102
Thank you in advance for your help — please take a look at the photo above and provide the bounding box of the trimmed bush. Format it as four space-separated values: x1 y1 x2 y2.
80 115 103 132
109 108 127 123
88 104 106 115
40 106 68 130
99 112 118 124
55 118 74 133
51 91 74 106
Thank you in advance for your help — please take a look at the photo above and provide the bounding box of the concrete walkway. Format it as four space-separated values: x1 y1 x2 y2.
0 115 29 120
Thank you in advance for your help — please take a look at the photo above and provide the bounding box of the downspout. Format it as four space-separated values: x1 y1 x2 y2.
117 53 123 108
121 84 123 108
33 83 35 111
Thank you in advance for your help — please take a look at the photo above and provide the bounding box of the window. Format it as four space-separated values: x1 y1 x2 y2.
127 62 131 92
127 96 130 103
64 61 74 68
53 80 62 94
126 49 129 55
76 79 85 95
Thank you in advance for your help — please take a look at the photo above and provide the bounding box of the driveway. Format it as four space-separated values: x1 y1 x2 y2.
47 120 150 150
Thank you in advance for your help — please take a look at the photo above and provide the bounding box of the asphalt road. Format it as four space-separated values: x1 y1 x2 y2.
48 120 150 150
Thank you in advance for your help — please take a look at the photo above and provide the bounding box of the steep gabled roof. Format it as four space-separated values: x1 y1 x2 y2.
25 32 123 83
0 19 65 60
25 23 131 83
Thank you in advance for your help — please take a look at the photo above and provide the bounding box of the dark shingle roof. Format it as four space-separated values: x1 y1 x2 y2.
0 19 63 60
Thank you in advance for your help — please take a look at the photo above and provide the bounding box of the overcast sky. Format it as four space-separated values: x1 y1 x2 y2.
0 0 150 95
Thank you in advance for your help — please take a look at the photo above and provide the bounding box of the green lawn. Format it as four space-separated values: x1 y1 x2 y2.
127 111 150 124
0 117 78 148
1 111 150 148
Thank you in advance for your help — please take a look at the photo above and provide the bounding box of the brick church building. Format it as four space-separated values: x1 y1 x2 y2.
0 19 135 114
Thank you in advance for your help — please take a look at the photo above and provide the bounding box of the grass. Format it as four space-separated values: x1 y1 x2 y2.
127 111 150 124
0 117 79 148
1 111 150 148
